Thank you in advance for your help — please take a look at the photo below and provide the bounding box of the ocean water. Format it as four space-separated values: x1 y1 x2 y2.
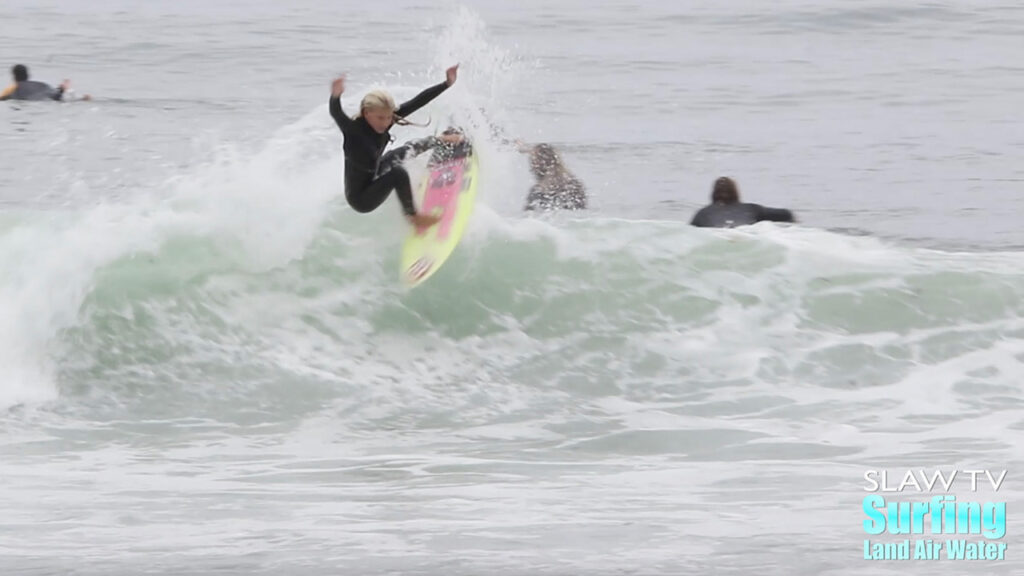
2 1 1023 574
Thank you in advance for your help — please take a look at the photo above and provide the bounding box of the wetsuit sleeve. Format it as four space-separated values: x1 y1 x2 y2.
756 205 795 223
396 81 449 118
0 84 14 101
406 136 442 156
329 96 354 133
385 136 442 165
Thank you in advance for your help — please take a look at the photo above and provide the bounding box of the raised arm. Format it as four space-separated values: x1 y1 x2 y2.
396 81 449 119
396 64 459 118
328 76 354 132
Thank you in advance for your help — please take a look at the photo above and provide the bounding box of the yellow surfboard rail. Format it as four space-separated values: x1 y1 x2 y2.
399 151 479 287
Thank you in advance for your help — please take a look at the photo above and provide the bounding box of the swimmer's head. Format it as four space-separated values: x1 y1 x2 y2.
12 64 28 82
529 143 566 179
711 177 740 204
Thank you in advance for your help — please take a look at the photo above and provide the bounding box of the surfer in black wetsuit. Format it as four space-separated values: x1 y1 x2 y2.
689 177 795 228
329 64 459 228
0 64 90 102
368 129 467 187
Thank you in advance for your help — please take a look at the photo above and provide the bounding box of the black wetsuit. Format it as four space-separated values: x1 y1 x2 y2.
0 80 64 102
689 202 794 228
329 82 449 216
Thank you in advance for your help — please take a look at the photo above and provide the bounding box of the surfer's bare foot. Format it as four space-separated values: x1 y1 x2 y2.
408 212 442 228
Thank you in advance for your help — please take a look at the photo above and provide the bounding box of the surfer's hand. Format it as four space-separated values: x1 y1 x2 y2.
445 64 459 86
408 212 442 228
331 76 345 97
439 133 464 144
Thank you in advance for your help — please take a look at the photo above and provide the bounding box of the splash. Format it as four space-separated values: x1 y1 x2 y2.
0 107 342 410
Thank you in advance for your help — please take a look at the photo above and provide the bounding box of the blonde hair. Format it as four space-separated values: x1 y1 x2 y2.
354 89 429 127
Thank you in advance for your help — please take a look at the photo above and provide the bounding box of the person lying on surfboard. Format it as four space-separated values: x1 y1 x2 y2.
0 64 91 102
515 141 587 211
329 64 459 228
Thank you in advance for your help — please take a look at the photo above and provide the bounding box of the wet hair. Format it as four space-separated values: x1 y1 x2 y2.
356 90 395 119
529 144 567 180
12 64 28 82
711 177 740 204
354 89 427 127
